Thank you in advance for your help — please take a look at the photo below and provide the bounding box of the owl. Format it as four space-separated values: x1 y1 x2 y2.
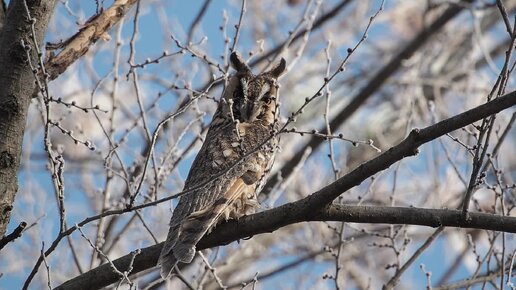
158 52 286 278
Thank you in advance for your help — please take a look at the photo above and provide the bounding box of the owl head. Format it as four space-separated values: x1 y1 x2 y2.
222 52 286 125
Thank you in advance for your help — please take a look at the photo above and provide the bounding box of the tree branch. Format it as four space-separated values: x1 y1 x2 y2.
44 0 137 80
0 221 26 250
55 90 516 290
248 0 353 67
261 0 471 196
55 205 516 290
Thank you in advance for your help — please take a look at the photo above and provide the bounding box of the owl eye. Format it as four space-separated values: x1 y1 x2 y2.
262 94 274 104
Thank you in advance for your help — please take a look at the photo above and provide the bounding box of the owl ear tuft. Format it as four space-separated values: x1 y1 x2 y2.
230 51 251 74
268 58 286 79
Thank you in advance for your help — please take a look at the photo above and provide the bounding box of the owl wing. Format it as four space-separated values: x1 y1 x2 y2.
158 174 255 278
158 122 266 278
159 117 276 278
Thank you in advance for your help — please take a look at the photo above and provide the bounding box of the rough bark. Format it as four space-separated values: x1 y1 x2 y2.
0 1 6 31
45 0 138 80
0 0 57 238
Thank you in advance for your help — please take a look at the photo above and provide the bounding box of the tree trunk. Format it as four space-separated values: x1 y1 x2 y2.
0 0 57 237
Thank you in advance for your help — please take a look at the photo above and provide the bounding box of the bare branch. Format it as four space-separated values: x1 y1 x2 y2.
54 90 516 290
0 221 26 251
44 0 138 80
262 0 471 197
186 0 212 44
55 204 516 290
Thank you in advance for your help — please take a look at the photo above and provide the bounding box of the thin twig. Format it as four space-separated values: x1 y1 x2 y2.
262 0 470 197
187 0 212 44
383 227 445 290
199 252 227 289
230 0 246 52
32 90 516 290
41 242 52 290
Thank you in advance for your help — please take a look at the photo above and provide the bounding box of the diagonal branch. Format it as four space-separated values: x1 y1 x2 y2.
44 0 138 80
248 0 353 67
55 205 516 290
0 221 26 251
262 0 472 196
55 90 516 290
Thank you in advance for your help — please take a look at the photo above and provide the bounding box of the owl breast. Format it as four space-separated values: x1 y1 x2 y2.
158 52 285 279
206 121 278 224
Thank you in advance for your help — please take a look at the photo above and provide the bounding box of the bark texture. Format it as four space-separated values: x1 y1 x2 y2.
0 0 57 238
45 0 138 80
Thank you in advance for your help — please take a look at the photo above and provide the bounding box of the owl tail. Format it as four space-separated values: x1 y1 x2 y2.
158 225 180 278
158 208 222 279
159 179 248 279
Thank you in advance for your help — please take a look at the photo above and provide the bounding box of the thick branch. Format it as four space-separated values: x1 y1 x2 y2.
0 221 26 250
320 206 516 233
0 0 57 238
55 206 516 290
55 90 516 290
262 0 470 196
44 0 137 80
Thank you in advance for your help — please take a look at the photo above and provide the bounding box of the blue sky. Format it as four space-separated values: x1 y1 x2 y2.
1 0 514 289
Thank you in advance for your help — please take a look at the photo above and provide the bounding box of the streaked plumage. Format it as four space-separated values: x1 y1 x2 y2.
158 52 286 278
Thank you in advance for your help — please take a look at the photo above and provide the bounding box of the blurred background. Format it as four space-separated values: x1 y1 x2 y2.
1 0 515 289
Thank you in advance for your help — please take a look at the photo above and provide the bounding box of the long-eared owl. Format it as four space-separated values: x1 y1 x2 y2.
158 52 286 278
